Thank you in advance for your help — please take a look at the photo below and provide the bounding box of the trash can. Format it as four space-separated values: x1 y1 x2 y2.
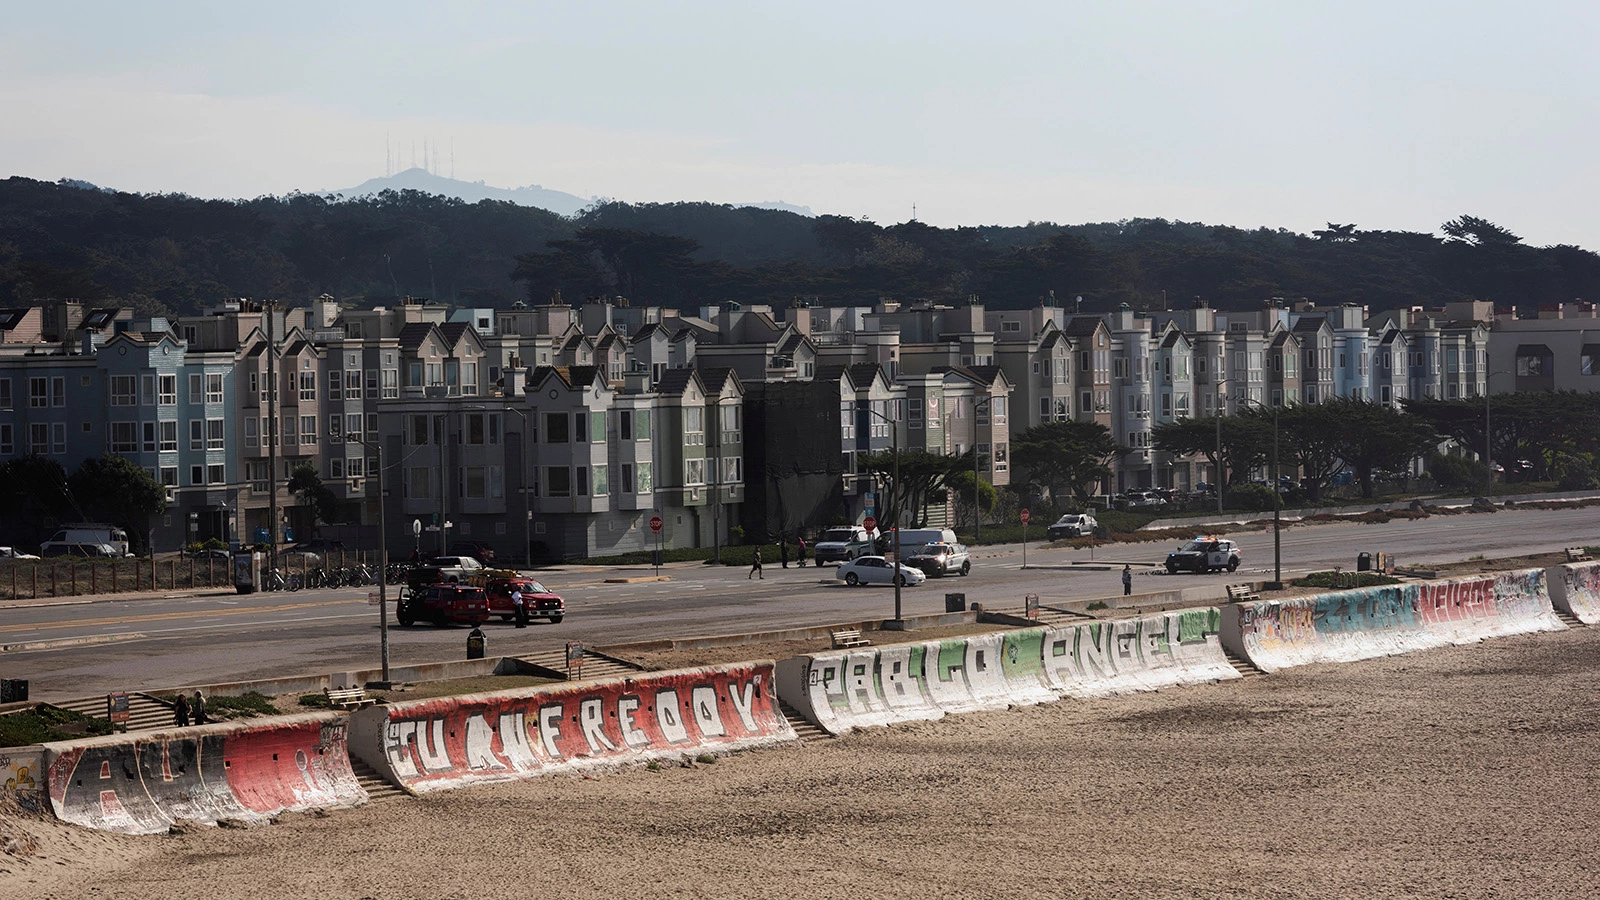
0 679 27 703
945 592 967 613
1357 552 1372 572
466 627 487 660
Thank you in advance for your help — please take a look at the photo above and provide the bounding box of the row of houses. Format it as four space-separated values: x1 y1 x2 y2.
0 293 1594 559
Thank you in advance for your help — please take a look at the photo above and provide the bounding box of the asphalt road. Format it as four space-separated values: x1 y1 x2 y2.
3 504 1596 700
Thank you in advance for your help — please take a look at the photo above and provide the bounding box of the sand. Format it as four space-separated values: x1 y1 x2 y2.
4 618 1598 900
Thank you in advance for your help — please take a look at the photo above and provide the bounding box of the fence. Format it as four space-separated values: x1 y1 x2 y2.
0 550 382 601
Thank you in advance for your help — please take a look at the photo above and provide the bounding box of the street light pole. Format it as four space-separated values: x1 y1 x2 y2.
712 397 724 565
1215 384 1226 515
862 403 904 629
347 435 388 682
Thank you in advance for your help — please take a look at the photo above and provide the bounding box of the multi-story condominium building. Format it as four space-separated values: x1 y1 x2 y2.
1485 301 1600 394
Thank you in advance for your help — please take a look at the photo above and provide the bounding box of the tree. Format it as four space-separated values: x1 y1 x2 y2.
1327 399 1439 498
1011 420 1120 507
0 456 77 547
67 454 166 554
287 463 341 526
1153 414 1270 488
1254 403 1346 502
858 449 967 529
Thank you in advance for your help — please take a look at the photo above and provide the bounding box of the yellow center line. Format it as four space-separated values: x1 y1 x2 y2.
0 598 359 634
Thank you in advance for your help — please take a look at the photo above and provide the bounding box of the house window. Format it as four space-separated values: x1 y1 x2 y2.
110 375 136 406
190 419 204 450
159 374 176 405
410 415 429 445
1515 345 1552 377
207 418 226 450
30 377 48 408
283 416 296 444
348 369 365 399
408 467 431 499
159 421 177 452
635 411 651 441
190 372 204 403
159 466 177 486
246 418 258 448
205 373 223 404
544 412 569 443
48 422 64 453
383 369 399 398
51 376 66 407
300 415 316 445
111 422 138 453
347 414 363 439
143 421 157 453
575 467 589 496
467 414 486 445
1582 345 1600 376
685 459 705 486
330 457 345 479
684 407 705 445
191 465 204 486
592 465 607 495
1002 321 1021 333
298 371 316 401
0 423 11 454
720 456 741 483
621 464 635 494
463 362 478 396
720 405 741 443
141 375 155 406
635 463 652 492
207 463 225 485
29 423 48 454
329 415 342 439
462 466 486 499
545 466 571 497
329 371 342 401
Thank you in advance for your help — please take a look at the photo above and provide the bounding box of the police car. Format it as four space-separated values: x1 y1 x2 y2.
1164 538 1242 574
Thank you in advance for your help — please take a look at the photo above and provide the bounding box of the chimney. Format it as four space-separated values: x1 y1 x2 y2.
506 366 527 398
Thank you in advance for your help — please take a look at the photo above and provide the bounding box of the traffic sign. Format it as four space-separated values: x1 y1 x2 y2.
863 515 877 532
649 515 663 534
1020 509 1030 526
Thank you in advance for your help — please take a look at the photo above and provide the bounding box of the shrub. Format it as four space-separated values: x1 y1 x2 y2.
298 693 332 709
727 525 746 546
1427 451 1481 488
1223 483 1277 512
1555 454 1599 491
1291 571 1401 589
207 691 279 719
0 705 113 747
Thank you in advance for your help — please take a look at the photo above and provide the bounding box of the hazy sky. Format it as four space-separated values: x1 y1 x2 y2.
3 1 1597 246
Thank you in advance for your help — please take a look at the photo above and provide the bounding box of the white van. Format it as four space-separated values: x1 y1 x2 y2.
893 528 958 556
41 523 132 558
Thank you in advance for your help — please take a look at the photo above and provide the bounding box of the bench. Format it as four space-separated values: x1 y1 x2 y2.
1566 547 1591 563
830 628 872 649
324 687 377 709
1226 584 1260 604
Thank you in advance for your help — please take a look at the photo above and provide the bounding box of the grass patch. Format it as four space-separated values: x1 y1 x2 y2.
0 706 113 747
695 752 717 764
1291 571 1401 589
206 691 280 719
298 693 332 709
1086 601 1110 610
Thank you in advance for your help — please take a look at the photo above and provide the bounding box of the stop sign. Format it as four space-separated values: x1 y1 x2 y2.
649 515 663 534
863 516 877 532
1020 509 1030 526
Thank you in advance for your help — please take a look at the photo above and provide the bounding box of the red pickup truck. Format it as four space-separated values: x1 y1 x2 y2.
483 577 565 624
397 584 490 627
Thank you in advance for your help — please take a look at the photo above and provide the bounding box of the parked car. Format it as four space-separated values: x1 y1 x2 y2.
449 541 497 565
1127 491 1168 509
41 542 119 558
396 583 490 627
481 576 564 623
1164 538 1242 574
191 548 231 561
423 556 485 582
904 542 970 577
40 523 131 557
0 547 40 560
813 526 873 565
836 556 927 587
1046 514 1099 541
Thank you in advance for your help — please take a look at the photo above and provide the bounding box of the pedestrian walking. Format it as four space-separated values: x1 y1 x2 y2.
1122 564 1133 596
749 547 764 580
512 587 527 628
780 534 790 568
191 690 208 726
797 536 807 566
173 692 190 728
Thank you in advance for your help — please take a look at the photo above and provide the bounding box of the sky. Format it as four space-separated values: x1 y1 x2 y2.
3 1 1598 247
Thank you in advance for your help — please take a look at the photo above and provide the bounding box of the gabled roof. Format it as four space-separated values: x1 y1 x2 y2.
1063 315 1105 337
671 327 697 343
1160 330 1187 349
1270 330 1295 349
655 367 705 397
632 322 663 341
848 362 884 390
698 367 744 397
529 365 606 392
932 364 1011 389
1292 316 1328 334
439 322 472 348
397 322 436 350
812 365 856 391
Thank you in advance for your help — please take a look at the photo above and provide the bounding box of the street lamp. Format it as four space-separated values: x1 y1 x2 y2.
1236 395 1283 590
345 434 389 682
1484 370 1513 498
861 403 904 630
712 396 731 565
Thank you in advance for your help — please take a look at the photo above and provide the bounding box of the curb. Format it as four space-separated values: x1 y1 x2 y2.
600 576 672 584
1 632 148 653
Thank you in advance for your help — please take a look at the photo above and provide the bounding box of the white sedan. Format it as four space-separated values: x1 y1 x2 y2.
836 556 927 587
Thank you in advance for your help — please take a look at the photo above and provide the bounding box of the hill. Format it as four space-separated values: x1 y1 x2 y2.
326 168 593 217
2 176 1598 318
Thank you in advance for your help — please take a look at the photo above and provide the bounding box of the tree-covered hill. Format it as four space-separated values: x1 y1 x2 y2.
3 175 1598 317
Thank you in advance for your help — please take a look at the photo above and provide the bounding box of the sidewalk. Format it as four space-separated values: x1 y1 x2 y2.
1141 488 1600 530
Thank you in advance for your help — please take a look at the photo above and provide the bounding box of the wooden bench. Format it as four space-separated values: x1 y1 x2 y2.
1565 547 1591 563
324 687 376 710
1226 584 1260 604
830 628 872 649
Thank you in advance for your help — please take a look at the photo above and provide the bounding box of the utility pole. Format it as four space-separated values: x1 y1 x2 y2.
712 397 722 564
266 304 279 571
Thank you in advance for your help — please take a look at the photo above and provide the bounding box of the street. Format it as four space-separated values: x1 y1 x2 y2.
2 504 1595 699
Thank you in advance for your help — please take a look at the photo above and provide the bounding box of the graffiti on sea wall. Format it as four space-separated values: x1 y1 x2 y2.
1548 561 1600 624
784 610 1238 734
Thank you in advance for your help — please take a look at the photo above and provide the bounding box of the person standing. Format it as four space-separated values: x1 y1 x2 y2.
797 536 807 566
191 690 208 726
779 534 790 569
512 587 527 628
173 692 190 728
1122 564 1133 596
749 546 764 580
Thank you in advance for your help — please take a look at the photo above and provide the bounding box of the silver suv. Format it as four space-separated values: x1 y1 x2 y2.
1046 513 1099 540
